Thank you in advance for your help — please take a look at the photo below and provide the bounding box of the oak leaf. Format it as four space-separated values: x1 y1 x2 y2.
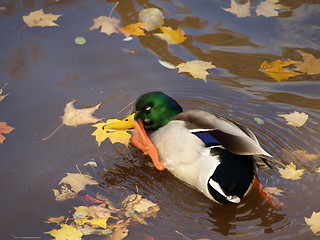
0 122 14 144
155 26 187 44
278 162 304 180
23 9 62 27
138 8 164 31
176 60 216 82
59 173 98 194
259 60 303 81
120 22 146 37
256 0 290 17
278 111 308 127
305 211 320 235
0 83 9 102
89 16 121 36
91 119 132 147
45 224 82 240
294 51 320 75
222 0 251 18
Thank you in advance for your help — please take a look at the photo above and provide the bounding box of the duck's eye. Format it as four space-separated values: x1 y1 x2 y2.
145 106 152 111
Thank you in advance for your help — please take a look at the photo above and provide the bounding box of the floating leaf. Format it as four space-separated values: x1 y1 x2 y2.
259 60 303 81
0 122 14 144
222 0 251 18
23 9 62 27
305 211 320 235
155 26 187 44
138 8 164 31
89 16 121 36
122 194 159 216
278 111 308 127
282 149 319 163
120 22 146 37
256 0 290 17
263 187 284 196
254 117 265 125
176 60 216 82
294 51 320 75
59 173 98 194
158 60 176 69
74 217 108 229
45 224 82 240
84 161 98 167
91 118 132 147
278 162 304 180
73 206 89 218
0 83 9 102
45 216 66 224
53 185 77 201
75 36 86 45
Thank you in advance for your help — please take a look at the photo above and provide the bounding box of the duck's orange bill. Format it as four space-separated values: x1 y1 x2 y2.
131 120 166 171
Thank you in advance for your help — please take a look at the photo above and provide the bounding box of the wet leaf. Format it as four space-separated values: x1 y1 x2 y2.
256 0 289 17
53 185 76 201
278 162 304 180
254 117 265 124
222 0 251 18
282 149 319 163
122 194 159 215
75 36 86 45
0 83 9 102
259 60 303 81
263 187 284 196
89 16 121 36
91 119 132 147
73 206 89 218
294 51 320 75
84 161 98 167
45 224 82 240
158 60 176 69
305 211 320 235
120 22 146 37
106 225 129 240
154 26 187 44
176 60 216 82
88 204 113 219
74 217 108 229
45 216 66 224
59 173 98 194
80 194 106 204
0 122 14 144
23 9 62 27
278 111 308 127
138 8 164 31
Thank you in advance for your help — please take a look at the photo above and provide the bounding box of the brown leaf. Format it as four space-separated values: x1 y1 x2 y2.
176 60 216 82
263 187 284 196
45 216 66 224
89 16 121 36
294 51 320 75
256 0 290 17
0 83 9 102
52 185 77 201
59 173 98 194
259 60 303 81
0 122 14 144
23 9 62 27
106 226 129 240
282 149 319 163
88 204 113 219
278 111 308 127
222 0 251 18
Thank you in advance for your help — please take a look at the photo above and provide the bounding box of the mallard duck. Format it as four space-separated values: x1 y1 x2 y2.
110 91 276 204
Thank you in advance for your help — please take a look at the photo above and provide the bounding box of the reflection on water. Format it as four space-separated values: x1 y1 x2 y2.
1 0 320 239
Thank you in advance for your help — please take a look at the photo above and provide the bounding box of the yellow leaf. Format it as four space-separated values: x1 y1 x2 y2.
52 185 76 202
259 60 303 81
278 162 304 180
73 206 89 218
294 51 320 75
45 224 82 240
45 216 66 224
256 0 290 17
176 60 216 82
263 187 284 196
23 9 62 27
222 0 251 18
154 26 187 44
89 16 121 36
74 217 108 229
59 173 98 194
305 211 320 235
61 100 101 127
278 111 308 127
91 119 132 147
120 22 146 36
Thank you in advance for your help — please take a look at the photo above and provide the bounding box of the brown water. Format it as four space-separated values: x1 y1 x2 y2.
0 0 320 239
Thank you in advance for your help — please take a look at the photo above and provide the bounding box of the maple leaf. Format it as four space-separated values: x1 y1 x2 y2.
59 173 98 194
256 0 290 17
155 26 187 44
120 22 146 37
0 122 14 144
278 111 308 127
89 16 121 36
305 211 320 235
122 194 159 214
91 118 132 147
45 224 82 240
259 60 303 81
294 51 320 75
0 83 9 102
138 8 164 31
176 60 216 82
23 9 62 27
222 0 251 18
278 162 304 180
282 149 319 163
263 187 284 196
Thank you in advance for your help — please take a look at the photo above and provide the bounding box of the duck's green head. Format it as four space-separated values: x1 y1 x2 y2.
134 92 183 130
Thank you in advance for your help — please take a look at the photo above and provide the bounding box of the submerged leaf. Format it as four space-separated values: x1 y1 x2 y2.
294 51 320 75
176 60 216 82
278 162 304 180
259 60 303 81
256 0 290 17
138 8 164 31
222 0 251 18
154 26 187 44
23 9 62 27
278 111 308 127
305 211 320 235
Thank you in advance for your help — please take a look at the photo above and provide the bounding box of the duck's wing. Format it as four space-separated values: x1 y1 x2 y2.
174 110 276 169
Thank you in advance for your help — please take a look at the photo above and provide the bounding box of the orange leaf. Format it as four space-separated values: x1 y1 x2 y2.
259 60 303 81
0 122 14 144
154 26 187 44
120 22 146 37
176 60 216 82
